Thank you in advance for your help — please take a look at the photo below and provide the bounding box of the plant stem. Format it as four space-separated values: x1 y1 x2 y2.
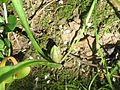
62 0 97 61
88 73 99 90
7 32 11 56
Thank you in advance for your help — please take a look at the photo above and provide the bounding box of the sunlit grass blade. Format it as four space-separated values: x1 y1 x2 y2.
79 83 87 90
88 73 99 90
0 59 62 83
11 0 50 60
0 82 5 90
62 0 98 61
111 60 120 75
93 4 113 89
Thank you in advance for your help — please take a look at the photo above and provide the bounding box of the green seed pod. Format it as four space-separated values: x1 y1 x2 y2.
50 45 62 63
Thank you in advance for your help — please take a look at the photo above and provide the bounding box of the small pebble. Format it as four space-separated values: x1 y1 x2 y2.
86 22 92 27
28 41 32 45
65 30 71 33
59 24 63 28
112 77 116 82
59 0 63 4
22 49 26 52
47 80 50 84
106 47 115 55
44 74 50 79
35 77 39 81
63 41 67 45
81 68 85 72
0 29 3 33
29 56 33 59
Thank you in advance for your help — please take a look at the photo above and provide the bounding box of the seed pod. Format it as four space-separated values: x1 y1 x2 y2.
50 45 62 63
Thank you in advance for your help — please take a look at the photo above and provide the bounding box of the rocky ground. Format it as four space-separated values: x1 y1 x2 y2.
0 0 120 89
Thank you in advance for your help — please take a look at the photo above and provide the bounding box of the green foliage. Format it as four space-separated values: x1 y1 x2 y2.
111 61 120 75
50 45 62 63
0 82 5 90
0 37 11 56
115 0 120 4
0 0 62 89
4 38 10 49
0 52 4 61
80 0 93 17
0 60 61 83
0 14 17 32
0 0 120 89
4 75 14 83
56 0 80 20
56 5 75 20
0 16 4 23
0 0 8 3
0 38 4 61
11 0 50 60
14 67 31 79
41 19 49 27
6 15 17 31
0 38 5 50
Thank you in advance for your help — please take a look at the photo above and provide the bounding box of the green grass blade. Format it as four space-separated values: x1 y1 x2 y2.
0 59 62 83
80 83 87 90
11 0 49 60
111 61 120 75
85 0 97 25
93 3 113 89
62 0 97 61
106 72 113 89
88 73 99 90
0 82 5 90
115 0 120 4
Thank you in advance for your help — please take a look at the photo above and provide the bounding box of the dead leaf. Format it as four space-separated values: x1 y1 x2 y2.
69 6 81 31
76 35 95 50
73 6 80 17
69 21 80 31
61 28 76 43
74 15 81 24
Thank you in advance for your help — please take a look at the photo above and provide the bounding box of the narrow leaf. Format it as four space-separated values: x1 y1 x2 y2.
11 0 49 60
6 15 17 31
15 67 31 79
0 59 62 83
